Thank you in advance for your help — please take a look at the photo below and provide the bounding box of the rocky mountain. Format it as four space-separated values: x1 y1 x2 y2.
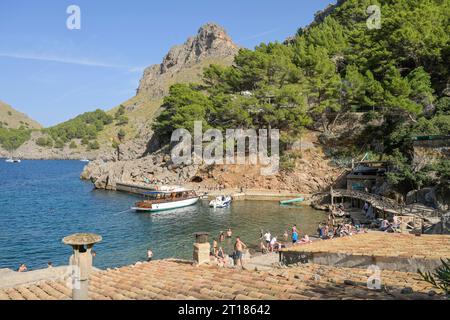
0 100 42 130
1 23 238 160
93 23 239 159
137 23 238 100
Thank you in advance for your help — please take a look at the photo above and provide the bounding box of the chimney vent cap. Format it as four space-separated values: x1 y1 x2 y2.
63 233 102 246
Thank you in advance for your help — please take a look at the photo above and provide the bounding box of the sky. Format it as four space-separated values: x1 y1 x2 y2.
0 0 335 127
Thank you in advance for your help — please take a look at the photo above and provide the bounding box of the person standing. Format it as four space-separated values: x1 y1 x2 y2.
263 231 271 248
363 202 369 215
283 230 289 242
212 239 219 255
226 228 232 238
292 230 299 244
234 237 247 267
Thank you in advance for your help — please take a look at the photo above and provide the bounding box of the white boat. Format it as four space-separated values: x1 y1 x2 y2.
209 195 232 208
132 187 199 212
80 159 90 162
5 158 21 163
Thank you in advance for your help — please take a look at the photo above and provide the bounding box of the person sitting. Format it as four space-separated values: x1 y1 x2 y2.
391 215 400 232
321 225 334 240
379 219 391 231
216 247 226 265
260 241 268 254
270 237 278 252
299 234 313 244
17 264 27 272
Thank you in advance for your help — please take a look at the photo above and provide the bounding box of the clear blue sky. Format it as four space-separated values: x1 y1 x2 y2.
0 0 334 127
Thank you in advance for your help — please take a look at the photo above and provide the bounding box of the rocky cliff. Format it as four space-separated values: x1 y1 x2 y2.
137 23 238 99
81 129 341 194
81 23 242 185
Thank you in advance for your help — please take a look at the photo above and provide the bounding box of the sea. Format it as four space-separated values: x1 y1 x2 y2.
0 160 326 270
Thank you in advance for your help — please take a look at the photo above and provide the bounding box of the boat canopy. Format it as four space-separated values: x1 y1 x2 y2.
143 189 193 195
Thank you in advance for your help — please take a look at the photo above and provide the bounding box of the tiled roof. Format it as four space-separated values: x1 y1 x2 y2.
0 259 443 300
281 233 450 260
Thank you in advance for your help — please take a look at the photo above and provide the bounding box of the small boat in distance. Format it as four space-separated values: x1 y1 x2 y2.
5 158 21 163
209 195 232 208
80 159 90 162
279 197 304 205
132 187 199 212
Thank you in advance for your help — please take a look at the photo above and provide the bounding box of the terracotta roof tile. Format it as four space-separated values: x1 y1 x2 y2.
0 259 445 300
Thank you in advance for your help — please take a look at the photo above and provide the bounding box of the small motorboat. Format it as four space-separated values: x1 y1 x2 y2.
80 159 90 162
209 195 232 208
279 197 304 205
5 158 21 163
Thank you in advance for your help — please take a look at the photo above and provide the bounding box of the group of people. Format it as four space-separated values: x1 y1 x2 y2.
210 228 248 267
259 225 313 254
364 201 401 232
17 261 54 273
317 222 366 240
379 215 400 232
261 231 283 253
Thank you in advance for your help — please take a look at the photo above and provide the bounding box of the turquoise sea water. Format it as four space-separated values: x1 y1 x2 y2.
0 160 326 270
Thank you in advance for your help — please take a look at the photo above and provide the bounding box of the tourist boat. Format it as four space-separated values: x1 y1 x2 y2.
5 158 21 163
209 195 232 208
80 159 90 162
132 187 199 212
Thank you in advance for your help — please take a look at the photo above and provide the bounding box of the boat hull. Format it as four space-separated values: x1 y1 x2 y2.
132 197 199 212
210 201 231 208
209 196 232 208
279 197 304 205
5 159 20 163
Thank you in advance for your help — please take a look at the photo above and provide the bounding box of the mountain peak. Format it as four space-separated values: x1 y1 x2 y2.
137 23 238 98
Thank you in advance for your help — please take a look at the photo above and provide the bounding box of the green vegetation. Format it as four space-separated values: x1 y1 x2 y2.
0 127 31 151
69 141 78 149
116 115 129 126
88 140 100 150
45 109 113 144
36 137 53 148
418 259 450 296
115 105 126 119
152 0 449 186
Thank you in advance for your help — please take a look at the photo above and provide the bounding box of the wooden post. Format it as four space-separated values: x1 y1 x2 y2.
330 187 334 206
